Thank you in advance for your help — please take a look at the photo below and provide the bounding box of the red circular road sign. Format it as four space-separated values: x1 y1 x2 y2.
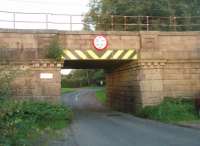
93 35 108 51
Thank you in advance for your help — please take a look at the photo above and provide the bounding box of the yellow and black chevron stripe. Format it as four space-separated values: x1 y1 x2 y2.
62 49 138 60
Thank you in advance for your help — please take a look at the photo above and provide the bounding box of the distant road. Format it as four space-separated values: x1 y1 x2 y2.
49 88 200 146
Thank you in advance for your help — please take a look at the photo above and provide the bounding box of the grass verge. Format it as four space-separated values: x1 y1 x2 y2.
0 99 72 146
61 88 76 94
96 89 107 104
136 97 200 123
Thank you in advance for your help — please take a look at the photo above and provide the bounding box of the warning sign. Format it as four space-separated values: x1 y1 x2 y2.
93 35 108 51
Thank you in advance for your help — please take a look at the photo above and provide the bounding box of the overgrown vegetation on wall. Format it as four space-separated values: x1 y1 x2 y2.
0 67 20 99
47 36 64 61
136 97 200 123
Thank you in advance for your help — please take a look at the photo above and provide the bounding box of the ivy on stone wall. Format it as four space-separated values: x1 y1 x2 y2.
47 36 64 61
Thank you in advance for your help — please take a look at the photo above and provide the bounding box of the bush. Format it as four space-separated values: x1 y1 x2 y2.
0 99 72 146
136 97 200 123
47 36 64 61
61 78 89 88
0 67 21 99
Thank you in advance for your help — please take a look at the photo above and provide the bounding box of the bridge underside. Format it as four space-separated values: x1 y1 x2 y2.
63 60 131 69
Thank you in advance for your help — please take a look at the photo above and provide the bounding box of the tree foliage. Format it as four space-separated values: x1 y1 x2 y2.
62 69 105 88
85 0 200 31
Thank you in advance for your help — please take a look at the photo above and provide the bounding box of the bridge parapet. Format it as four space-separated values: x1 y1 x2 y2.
0 29 200 62
1 29 200 111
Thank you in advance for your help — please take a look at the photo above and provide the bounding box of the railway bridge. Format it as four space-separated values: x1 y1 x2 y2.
0 12 200 112
1 29 200 112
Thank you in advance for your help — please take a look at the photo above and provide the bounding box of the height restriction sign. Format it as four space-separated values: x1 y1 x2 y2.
93 35 108 51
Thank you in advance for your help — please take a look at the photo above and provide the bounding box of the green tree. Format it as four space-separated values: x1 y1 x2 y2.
85 0 200 31
61 69 105 88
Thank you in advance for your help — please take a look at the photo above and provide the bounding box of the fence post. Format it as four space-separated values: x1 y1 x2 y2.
146 16 149 31
169 16 172 31
124 16 127 31
45 14 48 29
97 15 100 30
111 15 114 31
138 16 141 31
13 12 16 29
173 16 177 31
70 15 72 31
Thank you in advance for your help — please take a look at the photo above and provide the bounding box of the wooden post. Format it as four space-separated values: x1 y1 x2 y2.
173 16 177 31
45 14 48 29
124 16 127 31
146 16 149 31
13 12 16 29
70 15 72 31
111 15 114 31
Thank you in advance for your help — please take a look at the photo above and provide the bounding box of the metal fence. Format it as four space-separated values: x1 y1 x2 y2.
0 11 200 31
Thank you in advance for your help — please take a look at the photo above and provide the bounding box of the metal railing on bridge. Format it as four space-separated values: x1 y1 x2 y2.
0 11 200 31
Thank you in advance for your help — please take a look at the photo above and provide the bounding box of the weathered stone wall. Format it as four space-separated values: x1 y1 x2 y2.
158 32 200 60
137 61 165 106
1 29 200 111
140 32 200 100
163 61 200 98
106 32 200 111
7 62 62 102
106 60 165 111
106 61 141 112
139 32 200 60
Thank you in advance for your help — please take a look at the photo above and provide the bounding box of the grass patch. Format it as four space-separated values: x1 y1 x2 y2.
0 99 73 146
61 88 76 94
83 86 99 89
96 89 107 104
136 97 200 123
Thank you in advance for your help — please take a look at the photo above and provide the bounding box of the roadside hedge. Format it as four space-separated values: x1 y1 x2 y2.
137 97 199 123
0 99 72 146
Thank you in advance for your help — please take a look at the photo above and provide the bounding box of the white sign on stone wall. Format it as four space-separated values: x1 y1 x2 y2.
40 73 53 79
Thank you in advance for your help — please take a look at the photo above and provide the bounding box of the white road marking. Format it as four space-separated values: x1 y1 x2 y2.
75 93 80 102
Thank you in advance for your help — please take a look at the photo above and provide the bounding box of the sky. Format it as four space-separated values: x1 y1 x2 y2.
0 0 90 30
0 0 91 75
0 0 90 14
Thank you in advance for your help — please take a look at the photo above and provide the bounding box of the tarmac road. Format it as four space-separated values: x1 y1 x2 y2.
49 88 200 146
